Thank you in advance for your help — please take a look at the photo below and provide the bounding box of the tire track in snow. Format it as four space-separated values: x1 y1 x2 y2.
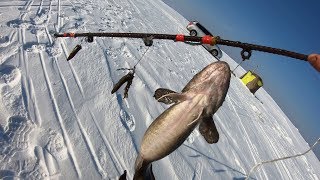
38 50 82 178
60 41 85 98
21 29 27 75
59 40 131 178
37 0 44 15
256 123 295 179
226 92 292 179
18 26 33 122
45 27 53 45
54 59 108 178
214 113 248 174
43 8 105 176
124 0 142 20
51 0 134 177
17 0 36 123
97 39 143 178
58 40 124 177
21 77 34 123
226 95 260 167
261 103 300 145
45 12 101 176
56 0 61 32
16 0 34 22
97 38 139 153
21 0 34 19
225 88 294 179
25 0 33 10
256 103 302 178
89 111 130 177
27 77 42 126
49 3 127 174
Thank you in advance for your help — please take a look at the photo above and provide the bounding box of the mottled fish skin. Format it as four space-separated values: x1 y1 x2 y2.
134 61 231 180
181 61 231 115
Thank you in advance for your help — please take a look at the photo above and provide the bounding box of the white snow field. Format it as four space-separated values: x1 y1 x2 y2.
0 0 319 179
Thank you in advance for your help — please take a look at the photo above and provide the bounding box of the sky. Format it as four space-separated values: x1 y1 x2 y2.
162 0 320 159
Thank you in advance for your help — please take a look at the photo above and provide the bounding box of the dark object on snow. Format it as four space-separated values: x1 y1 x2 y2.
143 36 154 46
240 71 263 94
111 72 134 98
119 170 127 180
87 36 94 43
67 44 82 61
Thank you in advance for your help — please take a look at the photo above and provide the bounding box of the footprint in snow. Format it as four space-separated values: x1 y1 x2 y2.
25 44 45 53
0 35 10 47
45 130 68 161
0 115 36 159
19 146 50 180
0 65 21 89
46 42 62 58
119 109 135 132
31 9 49 25
7 19 30 29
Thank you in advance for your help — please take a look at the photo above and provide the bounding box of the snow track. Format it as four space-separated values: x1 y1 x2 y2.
60 40 85 97
39 46 82 178
54 55 107 178
0 0 319 179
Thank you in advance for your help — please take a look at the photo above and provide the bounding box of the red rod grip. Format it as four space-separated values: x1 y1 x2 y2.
63 33 76 37
175 34 185 42
202 35 213 45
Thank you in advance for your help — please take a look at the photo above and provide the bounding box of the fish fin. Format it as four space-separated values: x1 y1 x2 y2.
199 116 219 144
133 154 144 180
119 170 127 180
134 153 144 172
154 88 186 104
145 164 155 180
134 154 152 180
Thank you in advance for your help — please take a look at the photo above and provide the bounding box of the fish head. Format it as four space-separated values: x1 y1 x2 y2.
182 61 231 114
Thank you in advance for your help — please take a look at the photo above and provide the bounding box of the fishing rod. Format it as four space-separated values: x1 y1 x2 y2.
54 32 309 61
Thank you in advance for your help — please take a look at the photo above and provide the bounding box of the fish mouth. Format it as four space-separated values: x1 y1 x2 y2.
182 61 231 93
212 61 230 73
203 61 231 97
205 61 231 82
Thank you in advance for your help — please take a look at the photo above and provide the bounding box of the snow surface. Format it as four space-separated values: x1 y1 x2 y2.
0 0 319 179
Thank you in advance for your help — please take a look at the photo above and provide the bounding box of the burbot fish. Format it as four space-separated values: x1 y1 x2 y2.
132 61 231 180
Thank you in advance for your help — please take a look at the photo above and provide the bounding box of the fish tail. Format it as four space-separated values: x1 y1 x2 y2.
133 154 155 180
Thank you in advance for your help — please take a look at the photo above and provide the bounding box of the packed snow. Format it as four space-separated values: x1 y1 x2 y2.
0 0 319 179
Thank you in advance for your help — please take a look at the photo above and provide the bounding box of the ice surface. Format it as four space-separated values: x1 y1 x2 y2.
0 0 319 179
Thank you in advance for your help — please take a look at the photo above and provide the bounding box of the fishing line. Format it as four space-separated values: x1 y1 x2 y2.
112 43 151 98
245 137 320 180
133 46 150 69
